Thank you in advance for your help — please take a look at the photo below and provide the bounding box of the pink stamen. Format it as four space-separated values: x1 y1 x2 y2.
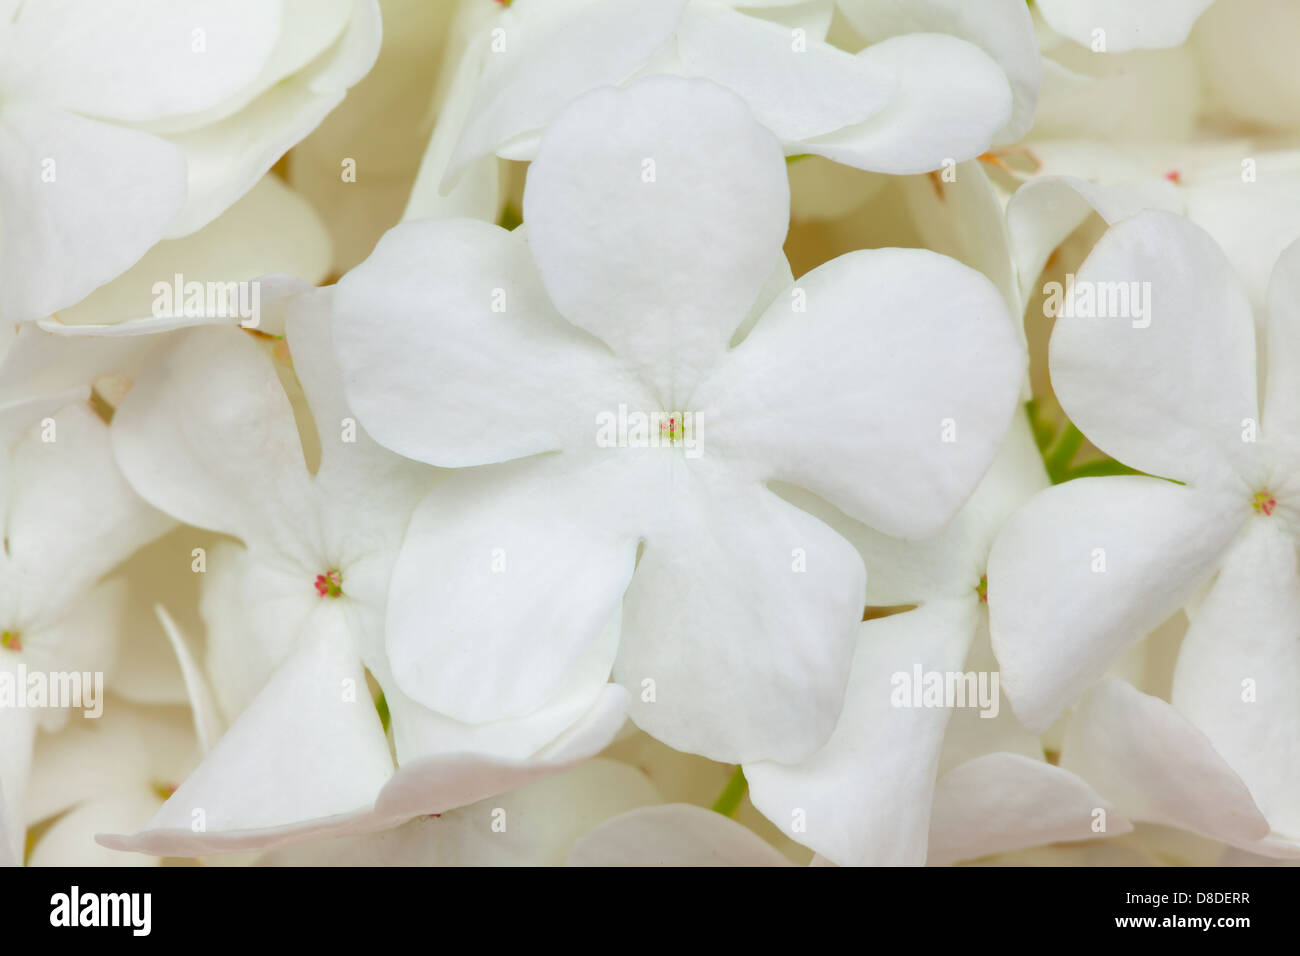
1165 170 1183 184
315 570 344 598
1 630 20 652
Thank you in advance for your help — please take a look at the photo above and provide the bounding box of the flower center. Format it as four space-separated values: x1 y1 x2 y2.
314 570 344 598
1252 490 1277 516
1165 170 1183 184
152 781 177 801
975 575 988 604
1 630 21 652
659 415 683 443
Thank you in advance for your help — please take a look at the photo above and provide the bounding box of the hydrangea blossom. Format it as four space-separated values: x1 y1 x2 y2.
99 309 630 856
332 75 1025 766
989 211 1300 850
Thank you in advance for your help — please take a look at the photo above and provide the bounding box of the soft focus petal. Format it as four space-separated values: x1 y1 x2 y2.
568 804 791 867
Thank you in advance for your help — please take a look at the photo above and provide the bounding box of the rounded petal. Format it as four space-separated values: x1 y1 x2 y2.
1050 211 1257 485
446 0 688 178
523 76 789 405
797 34 1011 175
567 804 791 867
1 0 280 122
1171 520 1300 838
927 753 1130 865
988 476 1243 732
615 472 865 765
386 455 639 723
0 107 187 323
333 219 629 468
677 3 893 141
698 247 1024 539
745 599 978 866
110 326 315 554
1063 679 1272 846
836 0 1040 142
1036 0 1216 53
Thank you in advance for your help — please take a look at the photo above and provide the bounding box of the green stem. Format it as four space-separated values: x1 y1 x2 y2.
1043 422 1085 482
711 765 748 817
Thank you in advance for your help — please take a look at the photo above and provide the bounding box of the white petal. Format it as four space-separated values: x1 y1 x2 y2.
677 3 893 141
446 0 688 179
745 599 978 866
1036 0 1216 53
835 0 1040 142
110 326 315 554
524 76 789 405
1172 520 1300 838
385 455 639 723
1051 211 1257 485
333 220 628 468
266 758 660 867
0 107 186 323
98 617 393 856
1062 679 1272 846
567 804 791 866
30 795 164 867
616 471 864 764
1264 236 1300 437
697 247 1024 539
927 753 1130 865
163 0 382 236
988 476 1243 732
0 707 35 865
373 686 630 822
797 34 1011 175
57 175 332 328
0 0 280 122
4 403 171 619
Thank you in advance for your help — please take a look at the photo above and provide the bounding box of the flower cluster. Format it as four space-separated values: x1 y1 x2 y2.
2 0 1298 870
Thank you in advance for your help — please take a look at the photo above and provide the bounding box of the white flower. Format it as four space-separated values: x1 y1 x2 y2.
0 0 379 324
988 211 1300 851
332 76 1026 765
744 413 1125 865
0 400 171 863
417 0 1037 216
101 307 628 856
